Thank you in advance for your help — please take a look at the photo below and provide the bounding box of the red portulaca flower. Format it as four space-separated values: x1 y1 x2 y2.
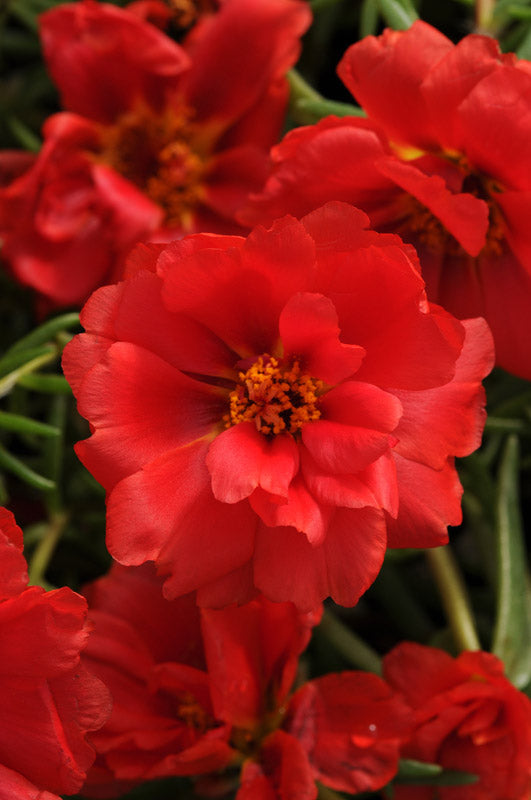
63 202 494 610
0 507 111 800
81 562 411 798
384 643 531 800
0 0 310 307
240 21 531 379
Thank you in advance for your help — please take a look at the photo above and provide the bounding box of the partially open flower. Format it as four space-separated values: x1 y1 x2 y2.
64 202 494 609
81 562 411 799
384 642 531 800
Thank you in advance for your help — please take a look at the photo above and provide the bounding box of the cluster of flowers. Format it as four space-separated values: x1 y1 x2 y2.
1 1 531 799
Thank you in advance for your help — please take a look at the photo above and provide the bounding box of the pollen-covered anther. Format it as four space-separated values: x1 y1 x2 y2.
96 103 208 229
225 355 324 435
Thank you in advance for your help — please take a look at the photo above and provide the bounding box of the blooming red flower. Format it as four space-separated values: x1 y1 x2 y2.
63 202 494 609
80 562 411 798
0 507 111 800
240 21 531 379
383 642 531 800
0 0 310 307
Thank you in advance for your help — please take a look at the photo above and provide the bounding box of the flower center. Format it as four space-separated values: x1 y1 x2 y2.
400 173 506 257
175 692 210 733
168 0 218 28
96 104 209 230
225 355 324 436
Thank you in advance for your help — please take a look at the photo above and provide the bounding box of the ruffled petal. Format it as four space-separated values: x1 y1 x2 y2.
279 292 365 383
40 0 189 123
386 455 462 548
73 341 225 490
338 21 452 149
106 442 257 597
207 424 299 503
392 317 493 468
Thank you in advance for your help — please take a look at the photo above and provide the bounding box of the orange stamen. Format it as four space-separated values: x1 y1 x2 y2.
225 355 324 436
96 103 210 229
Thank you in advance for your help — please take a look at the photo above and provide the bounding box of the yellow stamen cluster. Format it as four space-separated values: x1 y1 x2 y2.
96 104 209 229
225 355 324 436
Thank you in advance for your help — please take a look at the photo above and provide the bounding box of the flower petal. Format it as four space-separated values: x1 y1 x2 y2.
279 292 365 383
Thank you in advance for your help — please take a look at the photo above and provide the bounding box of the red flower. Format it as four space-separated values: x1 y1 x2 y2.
383 642 531 800
63 202 494 609
0 0 310 307
0 507 111 800
240 22 531 379
81 562 411 798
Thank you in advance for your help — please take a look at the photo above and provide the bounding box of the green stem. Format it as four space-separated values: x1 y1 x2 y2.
317 608 382 674
287 69 323 105
426 547 481 652
475 0 497 31
27 511 68 586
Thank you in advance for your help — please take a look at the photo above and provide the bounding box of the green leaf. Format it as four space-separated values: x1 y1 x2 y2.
360 0 380 37
377 0 418 29
0 411 60 438
396 760 443 781
295 98 366 121
8 312 80 353
0 351 59 398
0 444 55 491
396 759 479 786
0 345 57 380
5 116 41 152
17 373 73 394
492 435 531 688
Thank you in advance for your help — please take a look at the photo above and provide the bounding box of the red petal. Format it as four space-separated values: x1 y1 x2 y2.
106 442 257 598
392 317 492 469
375 156 489 256
180 0 311 125
73 341 225 491
279 292 365 383
322 508 387 606
288 673 411 793
386 455 462 548
207 424 299 503
239 120 394 229
250 475 331 545
237 730 316 800
338 21 452 149
40 1 189 123
254 524 329 610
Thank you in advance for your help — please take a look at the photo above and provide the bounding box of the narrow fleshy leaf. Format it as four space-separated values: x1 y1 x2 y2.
0 411 60 438
377 0 418 29
395 759 479 786
360 0 380 37
8 312 80 353
0 444 55 491
492 435 531 688
0 345 57 380
17 374 72 394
